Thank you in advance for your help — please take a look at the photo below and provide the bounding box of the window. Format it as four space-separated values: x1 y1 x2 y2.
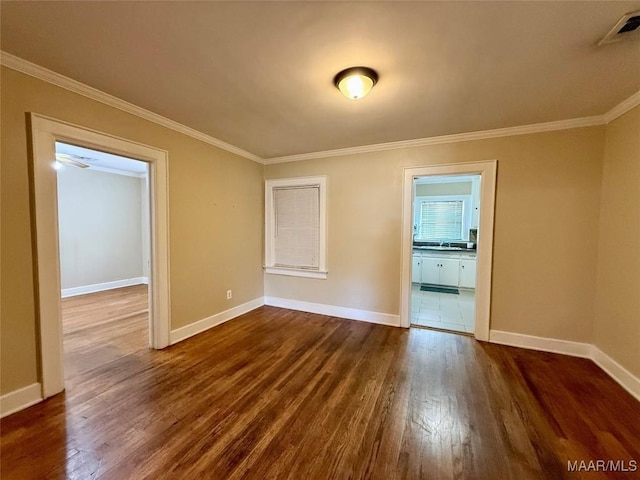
414 195 471 241
265 176 327 278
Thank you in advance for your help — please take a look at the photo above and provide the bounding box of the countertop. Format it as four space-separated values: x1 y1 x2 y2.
413 246 477 255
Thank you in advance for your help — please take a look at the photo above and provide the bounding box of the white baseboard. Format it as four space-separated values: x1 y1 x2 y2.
489 330 592 358
264 296 400 327
170 297 265 344
489 330 640 402
0 383 42 418
591 347 640 402
61 277 148 298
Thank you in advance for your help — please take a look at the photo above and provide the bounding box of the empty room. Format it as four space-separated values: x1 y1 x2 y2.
55 142 152 393
1 2 639 479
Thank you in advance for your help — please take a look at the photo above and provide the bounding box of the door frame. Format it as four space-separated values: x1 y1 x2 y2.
400 161 497 340
29 113 171 398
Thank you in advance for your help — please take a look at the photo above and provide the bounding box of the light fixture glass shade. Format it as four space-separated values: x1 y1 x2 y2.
338 74 374 100
334 67 378 100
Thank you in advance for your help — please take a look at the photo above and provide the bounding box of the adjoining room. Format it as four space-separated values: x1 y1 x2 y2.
411 174 481 334
55 142 151 389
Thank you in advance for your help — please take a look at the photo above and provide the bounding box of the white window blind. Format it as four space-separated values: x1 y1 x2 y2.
273 185 320 269
418 200 464 241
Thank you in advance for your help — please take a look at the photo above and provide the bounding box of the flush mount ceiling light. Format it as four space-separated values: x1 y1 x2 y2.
333 66 378 100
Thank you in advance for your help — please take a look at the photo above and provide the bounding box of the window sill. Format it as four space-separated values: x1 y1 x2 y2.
264 266 328 279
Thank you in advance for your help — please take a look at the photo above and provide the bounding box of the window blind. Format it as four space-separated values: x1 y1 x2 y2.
418 200 464 241
273 185 320 269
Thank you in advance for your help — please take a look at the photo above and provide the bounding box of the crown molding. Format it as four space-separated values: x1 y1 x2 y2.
265 90 640 165
264 116 605 164
603 90 640 123
4 51 637 167
0 51 265 164
85 164 146 178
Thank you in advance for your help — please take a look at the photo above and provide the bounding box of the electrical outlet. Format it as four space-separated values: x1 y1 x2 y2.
226 290 232 300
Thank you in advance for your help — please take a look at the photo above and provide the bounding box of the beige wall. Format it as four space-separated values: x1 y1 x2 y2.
57 167 144 289
594 105 640 379
0 67 264 394
265 127 606 342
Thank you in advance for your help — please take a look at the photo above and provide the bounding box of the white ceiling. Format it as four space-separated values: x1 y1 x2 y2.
55 142 148 175
3 2 640 159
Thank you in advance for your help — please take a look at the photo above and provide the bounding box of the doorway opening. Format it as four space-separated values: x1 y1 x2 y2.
400 161 497 341
55 142 151 385
410 174 480 334
29 114 170 399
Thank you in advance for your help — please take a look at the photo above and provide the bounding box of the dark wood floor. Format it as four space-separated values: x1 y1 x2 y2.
1 286 638 479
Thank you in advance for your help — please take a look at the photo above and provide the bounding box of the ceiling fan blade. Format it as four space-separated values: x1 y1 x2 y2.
55 153 90 168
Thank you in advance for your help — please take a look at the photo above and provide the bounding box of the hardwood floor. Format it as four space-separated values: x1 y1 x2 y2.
1 288 638 479
61 285 149 382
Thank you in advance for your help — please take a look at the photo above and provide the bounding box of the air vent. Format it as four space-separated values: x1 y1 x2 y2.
599 10 640 45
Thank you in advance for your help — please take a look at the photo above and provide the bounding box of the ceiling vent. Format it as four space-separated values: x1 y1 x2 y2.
599 10 640 45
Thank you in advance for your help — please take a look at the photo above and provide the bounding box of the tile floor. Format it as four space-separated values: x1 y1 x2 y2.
410 284 475 334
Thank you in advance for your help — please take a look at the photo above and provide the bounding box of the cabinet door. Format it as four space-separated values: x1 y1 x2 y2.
439 258 460 286
421 257 440 284
459 259 477 288
412 255 422 283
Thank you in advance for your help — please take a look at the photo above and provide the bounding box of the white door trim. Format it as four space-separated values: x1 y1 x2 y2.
29 113 171 398
400 161 497 341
